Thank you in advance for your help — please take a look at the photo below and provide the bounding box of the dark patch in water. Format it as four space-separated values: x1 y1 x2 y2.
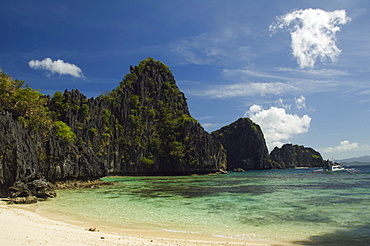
128 183 276 199
294 223 370 246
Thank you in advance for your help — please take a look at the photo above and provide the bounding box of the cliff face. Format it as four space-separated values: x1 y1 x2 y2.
0 58 226 197
0 112 106 197
0 112 39 196
1 57 329 198
57 58 226 175
270 144 325 168
212 118 275 170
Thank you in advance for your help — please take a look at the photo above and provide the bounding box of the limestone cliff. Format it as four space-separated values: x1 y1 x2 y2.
212 118 276 170
3 58 330 198
270 144 325 168
0 112 106 197
0 58 226 197
56 58 226 175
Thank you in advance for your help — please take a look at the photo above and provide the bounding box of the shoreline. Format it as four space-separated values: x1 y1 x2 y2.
0 201 293 246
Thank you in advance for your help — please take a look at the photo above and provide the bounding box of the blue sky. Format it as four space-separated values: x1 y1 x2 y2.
1 0 370 159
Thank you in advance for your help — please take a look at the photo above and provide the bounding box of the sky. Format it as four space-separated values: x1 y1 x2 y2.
1 0 370 160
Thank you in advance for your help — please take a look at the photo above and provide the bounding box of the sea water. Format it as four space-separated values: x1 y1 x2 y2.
38 165 370 245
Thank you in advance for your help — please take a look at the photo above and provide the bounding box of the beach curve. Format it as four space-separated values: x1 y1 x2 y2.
0 201 292 246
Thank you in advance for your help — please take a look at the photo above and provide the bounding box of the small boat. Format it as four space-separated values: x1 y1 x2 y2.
312 160 360 173
324 162 345 172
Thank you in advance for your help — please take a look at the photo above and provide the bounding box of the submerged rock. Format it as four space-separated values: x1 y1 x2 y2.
8 196 39 204
54 179 115 189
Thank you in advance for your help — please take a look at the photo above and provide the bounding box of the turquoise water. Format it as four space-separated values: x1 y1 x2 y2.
38 165 370 245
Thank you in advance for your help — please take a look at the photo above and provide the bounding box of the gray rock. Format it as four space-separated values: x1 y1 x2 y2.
212 118 276 170
27 179 56 198
270 144 325 168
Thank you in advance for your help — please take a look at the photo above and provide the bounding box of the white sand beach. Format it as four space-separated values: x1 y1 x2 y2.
0 201 290 246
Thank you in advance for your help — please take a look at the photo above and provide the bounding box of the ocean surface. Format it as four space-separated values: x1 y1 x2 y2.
38 165 370 245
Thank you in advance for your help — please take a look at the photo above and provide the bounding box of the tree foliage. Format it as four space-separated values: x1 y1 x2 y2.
0 71 52 131
0 71 77 142
54 121 76 142
49 91 66 120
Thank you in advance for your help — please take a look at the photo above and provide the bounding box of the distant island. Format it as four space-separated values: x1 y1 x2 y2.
0 58 326 202
339 155 370 165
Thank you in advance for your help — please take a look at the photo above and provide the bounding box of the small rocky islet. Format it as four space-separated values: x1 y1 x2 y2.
0 58 326 202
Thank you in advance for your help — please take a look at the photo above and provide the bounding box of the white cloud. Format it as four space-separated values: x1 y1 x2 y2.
191 82 298 98
276 98 291 110
245 105 311 150
358 90 370 95
201 123 225 133
170 29 251 66
320 142 370 160
219 67 351 96
276 67 349 77
29 57 84 78
270 8 351 69
322 140 359 153
295 95 306 109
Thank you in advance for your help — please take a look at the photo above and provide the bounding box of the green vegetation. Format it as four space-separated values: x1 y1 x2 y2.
1 58 215 172
103 109 111 125
141 156 154 167
130 95 140 108
247 118 263 136
49 91 66 120
89 128 98 134
54 121 76 142
97 57 201 166
0 71 52 131
133 57 171 75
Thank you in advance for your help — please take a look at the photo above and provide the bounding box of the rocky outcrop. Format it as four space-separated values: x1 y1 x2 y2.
0 111 107 197
2 58 330 199
0 112 39 197
56 58 226 175
270 144 325 168
212 118 276 170
0 58 227 197
7 178 56 203
25 179 56 198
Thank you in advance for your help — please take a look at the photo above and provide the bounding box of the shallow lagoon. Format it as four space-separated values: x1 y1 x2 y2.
38 165 370 245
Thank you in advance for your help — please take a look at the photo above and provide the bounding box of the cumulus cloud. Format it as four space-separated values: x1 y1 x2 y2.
322 140 359 153
29 57 84 78
245 105 311 150
270 8 351 69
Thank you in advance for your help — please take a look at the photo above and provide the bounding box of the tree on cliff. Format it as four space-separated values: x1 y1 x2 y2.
54 58 226 175
0 71 51 131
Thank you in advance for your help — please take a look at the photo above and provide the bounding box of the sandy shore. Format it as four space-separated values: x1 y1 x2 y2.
0 201 291 246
